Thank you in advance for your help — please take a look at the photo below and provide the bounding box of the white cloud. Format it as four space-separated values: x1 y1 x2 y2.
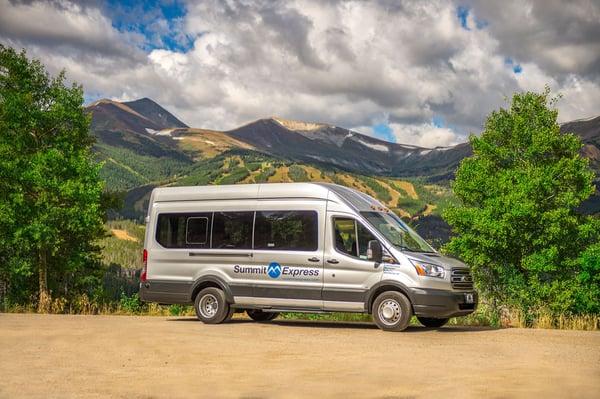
388 123 463 148
354 120 462 148
0 0 598 146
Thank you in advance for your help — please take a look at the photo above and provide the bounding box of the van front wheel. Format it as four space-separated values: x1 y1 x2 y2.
194 287 231 324
246 310 279 321
372 291 412 332
417 317 449 328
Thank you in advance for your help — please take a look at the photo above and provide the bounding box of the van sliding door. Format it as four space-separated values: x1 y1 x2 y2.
244 200 326 310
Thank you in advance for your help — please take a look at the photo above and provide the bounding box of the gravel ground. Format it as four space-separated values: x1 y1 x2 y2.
0 313 599 398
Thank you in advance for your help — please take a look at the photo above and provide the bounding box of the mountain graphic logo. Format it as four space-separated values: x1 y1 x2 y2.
267 262 282 278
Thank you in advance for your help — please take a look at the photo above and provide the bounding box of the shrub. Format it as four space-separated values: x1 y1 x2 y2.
254 166 276 183
119 293 143 314
216 166 250 184
288 165 309 182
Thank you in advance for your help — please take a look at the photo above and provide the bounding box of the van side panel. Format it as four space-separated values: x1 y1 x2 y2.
142 199 257 304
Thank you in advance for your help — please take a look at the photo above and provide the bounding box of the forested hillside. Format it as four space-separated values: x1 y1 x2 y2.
88 98 459 237
88 98 600 250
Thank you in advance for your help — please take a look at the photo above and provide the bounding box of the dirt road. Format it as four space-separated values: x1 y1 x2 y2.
0 314 599 398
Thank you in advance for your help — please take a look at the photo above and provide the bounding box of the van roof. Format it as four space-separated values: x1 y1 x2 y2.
150 183 385 212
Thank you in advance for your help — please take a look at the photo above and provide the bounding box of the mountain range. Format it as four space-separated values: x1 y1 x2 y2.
88 97 474 187
87 97 600 242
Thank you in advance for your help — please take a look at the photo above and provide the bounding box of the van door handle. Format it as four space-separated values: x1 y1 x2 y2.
308 257 320 262
326 259 339 264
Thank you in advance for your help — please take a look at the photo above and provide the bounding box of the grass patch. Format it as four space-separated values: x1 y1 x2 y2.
397 197 426 216
499 307 600 331
361 177 392 203
288 164 310 182
5 294 597 331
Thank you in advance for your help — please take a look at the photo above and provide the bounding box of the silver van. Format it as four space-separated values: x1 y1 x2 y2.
139 183 477 331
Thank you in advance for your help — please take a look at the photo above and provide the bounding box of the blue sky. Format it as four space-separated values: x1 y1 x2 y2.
105 0 194 52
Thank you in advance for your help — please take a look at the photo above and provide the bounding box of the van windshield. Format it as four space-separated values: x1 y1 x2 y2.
360 211 435 253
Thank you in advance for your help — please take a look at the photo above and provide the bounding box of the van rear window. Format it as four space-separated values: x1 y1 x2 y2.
156 213 211 248
254 211 318 251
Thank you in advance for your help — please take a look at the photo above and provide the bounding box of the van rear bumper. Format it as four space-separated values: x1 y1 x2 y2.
409 288 478 318
139 281 192 305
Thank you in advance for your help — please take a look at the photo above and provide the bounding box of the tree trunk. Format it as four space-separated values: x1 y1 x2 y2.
38 249 49 313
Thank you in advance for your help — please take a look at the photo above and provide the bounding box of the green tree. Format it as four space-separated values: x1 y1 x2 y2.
0 45 105 310
443 89 600 315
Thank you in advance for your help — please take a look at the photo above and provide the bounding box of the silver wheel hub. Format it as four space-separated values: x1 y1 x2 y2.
199 294 218 318
378 299 401 325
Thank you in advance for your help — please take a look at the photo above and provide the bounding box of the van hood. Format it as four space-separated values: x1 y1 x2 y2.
398 251 468 270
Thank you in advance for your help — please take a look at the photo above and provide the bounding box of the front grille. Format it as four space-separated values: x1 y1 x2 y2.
451 268 474 290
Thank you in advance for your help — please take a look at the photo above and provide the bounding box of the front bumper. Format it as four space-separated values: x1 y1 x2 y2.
409 288 478 318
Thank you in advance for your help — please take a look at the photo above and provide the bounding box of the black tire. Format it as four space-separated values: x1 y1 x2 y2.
246 309 279 322
372 291 413 332
194 287 231 324
417 317 449 328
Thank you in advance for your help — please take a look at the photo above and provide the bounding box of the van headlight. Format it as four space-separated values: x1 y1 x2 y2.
409 259 445 278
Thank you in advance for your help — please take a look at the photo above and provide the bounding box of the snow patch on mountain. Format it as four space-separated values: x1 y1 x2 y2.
355 138 389 152
145 128 176 136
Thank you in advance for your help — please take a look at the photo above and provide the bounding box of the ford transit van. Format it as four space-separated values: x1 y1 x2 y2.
139 183 477 331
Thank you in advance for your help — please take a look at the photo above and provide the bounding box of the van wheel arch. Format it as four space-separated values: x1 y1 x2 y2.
190 277 234 304
367 283 414 314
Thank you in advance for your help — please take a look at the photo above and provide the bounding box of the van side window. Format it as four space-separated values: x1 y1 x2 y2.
212 212 254 249
186 217 209 245
333 217 378 260
333 218 357 257
156 213 212 248
254 211 318 251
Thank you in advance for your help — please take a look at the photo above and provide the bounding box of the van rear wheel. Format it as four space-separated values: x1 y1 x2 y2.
246 309 279 322
194 287 231 324
372 291 412 332
417 317 449 328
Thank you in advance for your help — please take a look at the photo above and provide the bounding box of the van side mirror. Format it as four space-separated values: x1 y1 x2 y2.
367 240 382 263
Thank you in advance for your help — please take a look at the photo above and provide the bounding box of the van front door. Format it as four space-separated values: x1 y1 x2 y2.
322 214 384 311
244 201 325 310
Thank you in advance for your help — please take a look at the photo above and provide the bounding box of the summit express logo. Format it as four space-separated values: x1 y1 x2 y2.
233 262 320 279
267 262 281 278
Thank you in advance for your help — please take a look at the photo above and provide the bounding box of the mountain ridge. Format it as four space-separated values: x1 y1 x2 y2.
86 97 600 211
87 97 600 242
86 97 600 180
